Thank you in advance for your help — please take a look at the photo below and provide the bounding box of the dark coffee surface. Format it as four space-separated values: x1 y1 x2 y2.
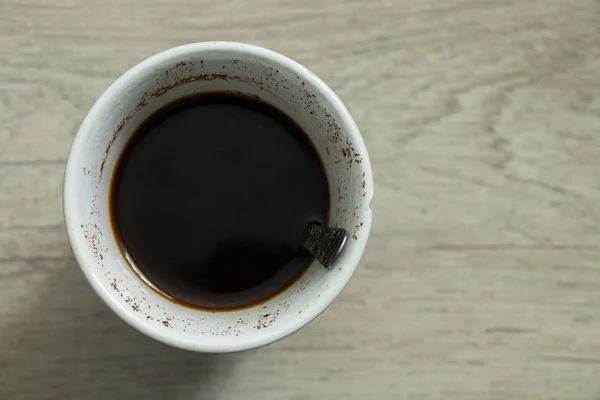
110 92 329 310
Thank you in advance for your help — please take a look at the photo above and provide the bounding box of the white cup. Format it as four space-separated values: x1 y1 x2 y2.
64 42 373 352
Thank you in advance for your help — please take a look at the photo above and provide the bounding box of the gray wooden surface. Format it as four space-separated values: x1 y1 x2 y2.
2 0 600 398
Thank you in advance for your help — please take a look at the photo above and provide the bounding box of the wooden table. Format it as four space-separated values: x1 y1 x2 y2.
2 0 600 398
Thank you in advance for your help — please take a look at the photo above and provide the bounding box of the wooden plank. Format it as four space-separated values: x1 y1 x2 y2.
2 0 600 398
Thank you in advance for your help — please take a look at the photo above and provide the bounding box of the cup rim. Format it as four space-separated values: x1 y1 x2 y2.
64 41 374 352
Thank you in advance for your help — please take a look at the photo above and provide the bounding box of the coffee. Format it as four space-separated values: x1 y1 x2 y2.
110 92 329 310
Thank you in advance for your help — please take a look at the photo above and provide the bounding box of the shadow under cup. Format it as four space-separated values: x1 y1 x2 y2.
64 42 373 352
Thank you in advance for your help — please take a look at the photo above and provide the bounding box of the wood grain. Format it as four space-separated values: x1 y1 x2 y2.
2 0 600 398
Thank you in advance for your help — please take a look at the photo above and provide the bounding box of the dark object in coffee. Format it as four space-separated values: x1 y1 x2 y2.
110 92 329 310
